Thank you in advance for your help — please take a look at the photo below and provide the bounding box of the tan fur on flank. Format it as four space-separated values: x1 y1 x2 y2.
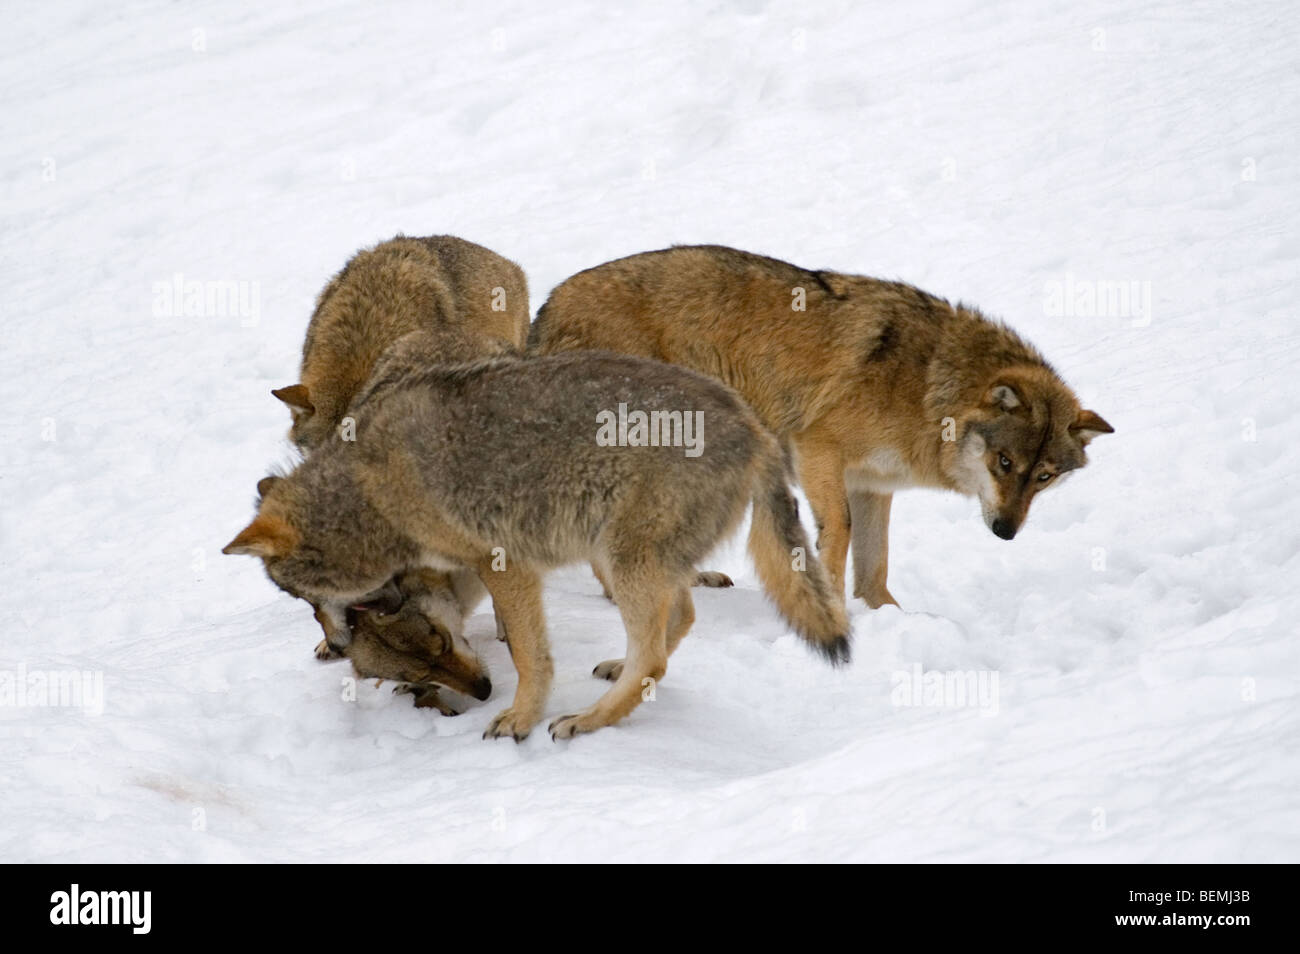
529 245 1113 608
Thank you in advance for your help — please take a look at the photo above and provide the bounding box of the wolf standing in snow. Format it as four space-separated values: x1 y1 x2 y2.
225 351 850 741
529 245 1113 610
270 235 529 665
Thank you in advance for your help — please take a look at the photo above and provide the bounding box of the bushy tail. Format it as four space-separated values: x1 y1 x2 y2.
747 447 851 666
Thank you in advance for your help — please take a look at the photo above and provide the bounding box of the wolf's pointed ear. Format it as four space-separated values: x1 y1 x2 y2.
986 382 1023 413
1070 409 1114 444
222 513 297 558
271 384 314 413
256 475 282 499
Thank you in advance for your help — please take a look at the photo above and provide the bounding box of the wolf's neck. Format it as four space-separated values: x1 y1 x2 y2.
923 309 1049 422
302 453 414 572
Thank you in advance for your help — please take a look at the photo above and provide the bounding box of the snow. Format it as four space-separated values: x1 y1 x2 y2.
3 0 1297 862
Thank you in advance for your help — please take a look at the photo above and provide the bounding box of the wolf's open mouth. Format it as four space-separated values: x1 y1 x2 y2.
347 583 405 617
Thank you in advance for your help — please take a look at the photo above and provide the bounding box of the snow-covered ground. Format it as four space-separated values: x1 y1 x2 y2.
3 0 1297 862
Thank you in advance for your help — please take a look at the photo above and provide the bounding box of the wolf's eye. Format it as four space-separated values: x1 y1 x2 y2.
1038 472 1053 483
998 454 1012 473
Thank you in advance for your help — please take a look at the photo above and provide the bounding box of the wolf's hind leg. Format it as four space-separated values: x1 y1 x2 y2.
591 562 615 601
594 585 694 682
553 578 675 739
848 489 898 608
600 566 724 603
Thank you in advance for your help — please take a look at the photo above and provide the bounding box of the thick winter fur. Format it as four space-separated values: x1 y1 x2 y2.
273 234 529 660
276 234 529 449
225 351 850 741
529 245 1113 609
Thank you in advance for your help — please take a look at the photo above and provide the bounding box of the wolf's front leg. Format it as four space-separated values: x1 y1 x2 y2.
312 602 352 657
479 563 553 742
848 488 899 608
396 683 463 716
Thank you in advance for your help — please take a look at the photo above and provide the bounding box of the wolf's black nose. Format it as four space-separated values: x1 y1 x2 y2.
472 676 493 701
991 518 1016 540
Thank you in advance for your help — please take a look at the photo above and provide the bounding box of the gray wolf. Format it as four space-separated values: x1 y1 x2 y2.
225 351 850 741
529 245 1113 609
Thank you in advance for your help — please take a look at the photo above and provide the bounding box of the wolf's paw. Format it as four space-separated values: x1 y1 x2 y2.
395 683 462 716
314 638 343 661
592 659 624 682
483 707 537 742
693 570 734 589
551 712 605 743
546 712 587 743
855 586 899 610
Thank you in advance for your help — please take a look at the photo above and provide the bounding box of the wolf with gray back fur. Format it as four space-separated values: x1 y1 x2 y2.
225 351 850 741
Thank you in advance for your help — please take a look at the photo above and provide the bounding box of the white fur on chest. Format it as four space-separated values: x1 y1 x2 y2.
846 449 915 494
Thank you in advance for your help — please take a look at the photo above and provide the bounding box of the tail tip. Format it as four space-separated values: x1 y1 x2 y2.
814 633 851 667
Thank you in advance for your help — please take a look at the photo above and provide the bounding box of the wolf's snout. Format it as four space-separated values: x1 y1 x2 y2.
991 518 1017 540
471 675 493 701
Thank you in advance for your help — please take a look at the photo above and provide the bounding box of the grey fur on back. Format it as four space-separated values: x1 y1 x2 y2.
350 350 770 575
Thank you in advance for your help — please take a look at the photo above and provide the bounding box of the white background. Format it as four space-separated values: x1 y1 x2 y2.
2 0 1297 861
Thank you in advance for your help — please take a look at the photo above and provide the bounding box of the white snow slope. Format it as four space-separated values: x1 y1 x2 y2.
3 0 1298 863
